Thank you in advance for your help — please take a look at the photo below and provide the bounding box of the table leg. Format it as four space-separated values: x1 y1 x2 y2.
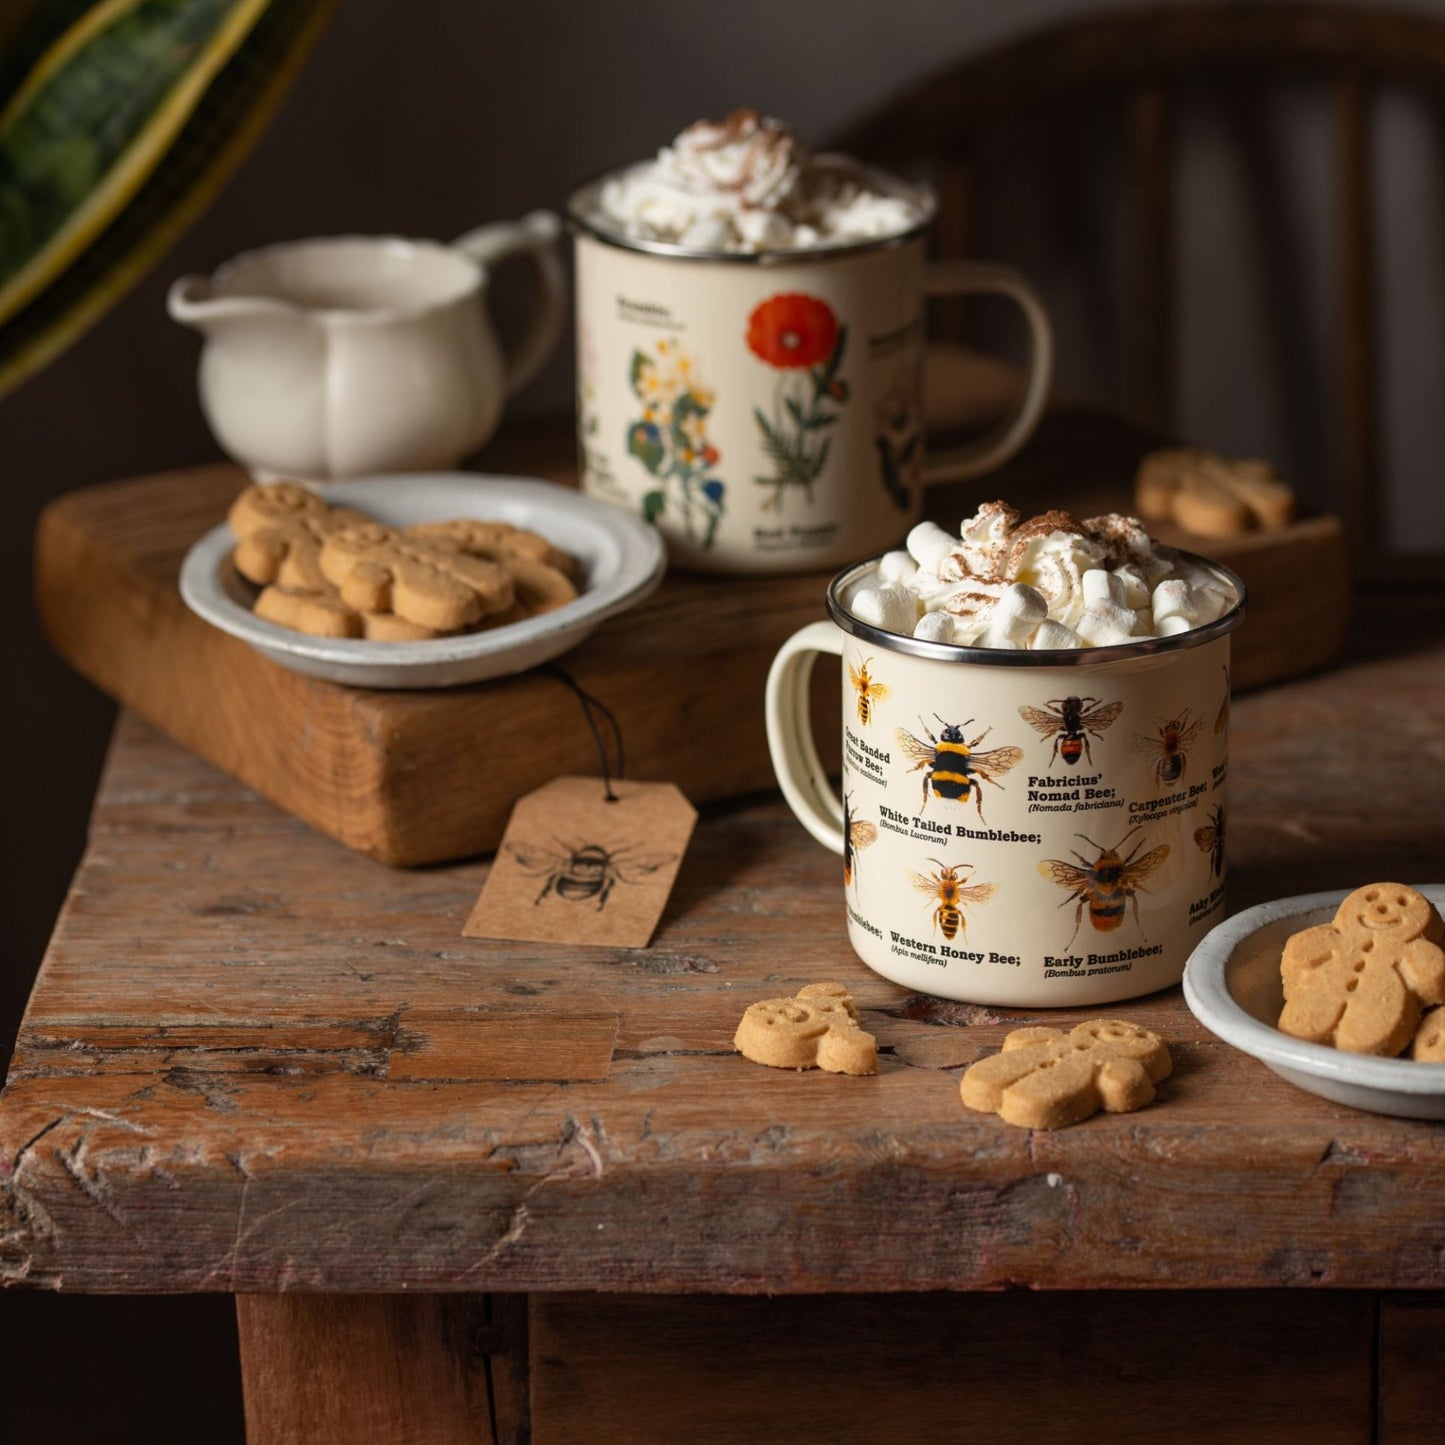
235 1293 529 1445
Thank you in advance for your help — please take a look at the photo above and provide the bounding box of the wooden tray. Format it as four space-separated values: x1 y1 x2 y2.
34 404 1349 866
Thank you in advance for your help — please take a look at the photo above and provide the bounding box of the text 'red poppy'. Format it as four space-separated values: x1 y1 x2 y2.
746 292 839 369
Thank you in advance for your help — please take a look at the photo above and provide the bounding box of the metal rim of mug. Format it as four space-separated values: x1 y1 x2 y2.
825 549 1248 667
565 160 938 264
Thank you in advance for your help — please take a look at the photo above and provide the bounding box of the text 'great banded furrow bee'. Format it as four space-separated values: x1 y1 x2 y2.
895 715 1023 821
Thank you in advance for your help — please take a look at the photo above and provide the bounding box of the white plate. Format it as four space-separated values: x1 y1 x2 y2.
1183 886 1445 1119
179 473 666 688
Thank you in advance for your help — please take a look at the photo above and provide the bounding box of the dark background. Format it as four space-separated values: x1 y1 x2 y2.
4 0 1445 1438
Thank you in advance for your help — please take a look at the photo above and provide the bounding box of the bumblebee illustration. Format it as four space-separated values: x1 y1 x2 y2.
1130 709 1203 786
1038 827 1170 946
1018 695 1123 768
842 792 878 891
1194 804 1226 878
911 859 997 940
848 656 890 727
895 715 1023 820
507 839 676 911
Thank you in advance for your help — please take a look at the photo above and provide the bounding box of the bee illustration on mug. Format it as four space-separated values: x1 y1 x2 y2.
842 792 878 893
911 859 997 941
848 656 890 727
1038 827 1170 946
1018 695 1123 768
1194 804 1226 879
894 715 1023 821
1130 708 1203 787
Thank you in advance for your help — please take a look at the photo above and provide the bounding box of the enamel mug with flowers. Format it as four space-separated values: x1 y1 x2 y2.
570 159 1052 574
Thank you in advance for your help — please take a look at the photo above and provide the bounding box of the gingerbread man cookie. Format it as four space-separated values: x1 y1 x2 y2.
1412 1008 1445 1063
319 521 516 632
229 482 370 592
407 519 579 615
1278 883 1445 1056
960 1019 1172 1129
734 982 877 1076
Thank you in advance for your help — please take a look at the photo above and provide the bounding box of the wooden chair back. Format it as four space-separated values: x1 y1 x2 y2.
837 2 1445 576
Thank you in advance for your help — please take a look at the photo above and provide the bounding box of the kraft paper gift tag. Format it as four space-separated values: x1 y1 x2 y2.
465 776 696 949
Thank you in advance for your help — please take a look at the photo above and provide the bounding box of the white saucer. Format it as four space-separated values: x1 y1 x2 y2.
179 473 666 688
1183 886 1445 1120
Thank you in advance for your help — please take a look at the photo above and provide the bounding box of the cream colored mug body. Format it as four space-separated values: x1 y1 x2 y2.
766 557 1246 1007
570 179 1052 573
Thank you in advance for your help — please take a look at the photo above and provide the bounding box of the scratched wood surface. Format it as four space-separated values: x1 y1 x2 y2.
32 351 1348 865
1 601 1442 1295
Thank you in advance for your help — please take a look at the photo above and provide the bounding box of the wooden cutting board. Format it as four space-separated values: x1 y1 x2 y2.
34 400 1348 866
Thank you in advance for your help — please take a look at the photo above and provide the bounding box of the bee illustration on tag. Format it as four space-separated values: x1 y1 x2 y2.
894 715 1023 820
911 859 997 941
1194 804 1226 878
1214 665 1230 735
1130 708 1203 786
848 656 890 727
1018 695 1123 768
1038 827 1170 946
507 839 677 911
842 792 878 892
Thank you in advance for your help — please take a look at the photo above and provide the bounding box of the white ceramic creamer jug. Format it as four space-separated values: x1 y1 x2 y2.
169 213 565 480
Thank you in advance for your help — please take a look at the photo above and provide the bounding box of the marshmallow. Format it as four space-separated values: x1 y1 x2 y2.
978 632 1024 650
1151 579 1198 626
1075 601 1138 646
1114 564 1152 609
1029 620 1083 650
1082 567 1126 607
877 549 919 585
912 611 956 644
905 521 957 572
850 582 917 635
1192 584 1232 624
1155 614 1193 636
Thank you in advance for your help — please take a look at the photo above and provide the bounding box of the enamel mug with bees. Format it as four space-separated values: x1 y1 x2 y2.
765 554 1246 1007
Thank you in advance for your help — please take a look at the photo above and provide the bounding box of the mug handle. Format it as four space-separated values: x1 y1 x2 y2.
765 620 846 855
921 262 1054 484
453 210 567 398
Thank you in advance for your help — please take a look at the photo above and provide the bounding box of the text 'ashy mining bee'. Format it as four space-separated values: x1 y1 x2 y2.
507 839 677 911
1038 827 1171 946
843 792 878 890
1130 708 1203 786
911 859 997 940
848 656 890 726
1194 804 1226 878
1018 695 1123 768
895 715 1023 820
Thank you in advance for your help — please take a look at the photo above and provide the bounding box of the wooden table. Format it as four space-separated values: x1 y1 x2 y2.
4 491 1444 1442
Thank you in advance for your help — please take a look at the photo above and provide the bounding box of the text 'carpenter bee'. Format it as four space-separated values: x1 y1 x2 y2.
1130 708 1203 786
911 859 997 940
1194 804 1226 878
848 656 890 727
843 792 878 891
895 715 1023 821
1018 695 1124 768
1038 827 1170 947
507 839 677 911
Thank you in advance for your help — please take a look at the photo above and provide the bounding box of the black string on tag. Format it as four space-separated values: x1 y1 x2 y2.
543 663 626 801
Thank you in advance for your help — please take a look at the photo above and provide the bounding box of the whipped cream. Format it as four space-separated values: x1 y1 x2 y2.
849 503 1236 649
592 110 923 253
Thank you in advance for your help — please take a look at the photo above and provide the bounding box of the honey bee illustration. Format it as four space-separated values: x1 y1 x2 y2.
842 792 878 891
1214 665 1230 735
848 656 890 726
895 715 1023 820
1038 827 1170 946
911 859 997 940
1018 695 1124 768
1130 708 1203 786
1194 804 1226 878
507 839 676 911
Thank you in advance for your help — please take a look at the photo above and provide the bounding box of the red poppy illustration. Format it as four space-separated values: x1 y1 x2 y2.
746 292 840 370
745 291 850 510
